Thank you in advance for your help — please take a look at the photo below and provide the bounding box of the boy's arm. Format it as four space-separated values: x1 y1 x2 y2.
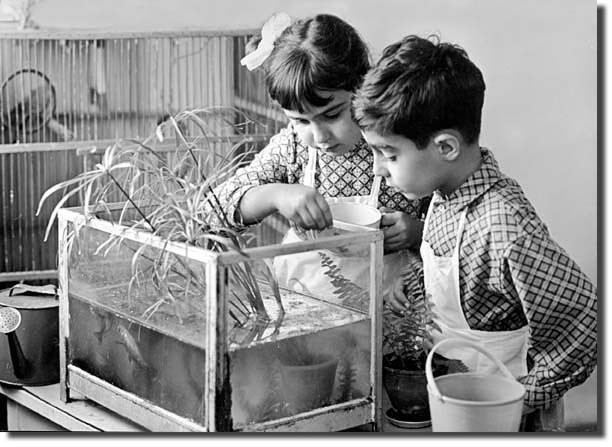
502 233 597 409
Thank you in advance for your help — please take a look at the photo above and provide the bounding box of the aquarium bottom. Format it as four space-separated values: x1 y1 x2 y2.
66 365 204 431
63 364 378 432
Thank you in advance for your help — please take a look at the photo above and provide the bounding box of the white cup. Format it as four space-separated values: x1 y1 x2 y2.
329 202 382 229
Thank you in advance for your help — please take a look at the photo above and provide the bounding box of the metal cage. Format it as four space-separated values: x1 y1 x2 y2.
0 29 285 282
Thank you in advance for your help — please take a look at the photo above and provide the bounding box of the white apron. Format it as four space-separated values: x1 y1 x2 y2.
273 146 407 304
420 196 564 431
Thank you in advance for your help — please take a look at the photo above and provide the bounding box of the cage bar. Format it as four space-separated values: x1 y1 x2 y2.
0 29 285 283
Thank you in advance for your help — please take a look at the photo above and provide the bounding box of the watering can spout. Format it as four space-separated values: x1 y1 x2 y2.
0 306 34 379
7 330 33 379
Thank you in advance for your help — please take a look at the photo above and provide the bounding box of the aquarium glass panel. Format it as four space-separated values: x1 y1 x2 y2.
228 223 373 429
67 224 209 425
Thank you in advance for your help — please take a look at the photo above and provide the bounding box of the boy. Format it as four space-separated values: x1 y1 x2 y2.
352 35 597 431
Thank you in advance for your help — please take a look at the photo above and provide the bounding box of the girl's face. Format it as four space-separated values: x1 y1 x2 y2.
282 90 361 156
362 130 445 200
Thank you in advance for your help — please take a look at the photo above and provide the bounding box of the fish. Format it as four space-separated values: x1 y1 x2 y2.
115 323 151 371
90 306 112 344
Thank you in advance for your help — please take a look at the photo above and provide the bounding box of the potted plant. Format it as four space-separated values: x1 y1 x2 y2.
382 251 465 428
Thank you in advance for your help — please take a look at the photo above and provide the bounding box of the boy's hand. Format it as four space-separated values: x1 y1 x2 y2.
386 277 409 313
275 184 333 230
379 208 424 254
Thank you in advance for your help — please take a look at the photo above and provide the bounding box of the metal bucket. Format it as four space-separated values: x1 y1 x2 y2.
0 284 59 386
426 339 526 432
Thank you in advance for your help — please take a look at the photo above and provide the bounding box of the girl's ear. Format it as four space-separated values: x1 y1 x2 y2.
433 132 461 161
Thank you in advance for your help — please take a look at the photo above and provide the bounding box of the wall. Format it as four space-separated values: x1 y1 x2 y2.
24 0 597 283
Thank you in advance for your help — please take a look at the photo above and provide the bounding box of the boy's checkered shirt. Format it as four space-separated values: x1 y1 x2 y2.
423 147 597 409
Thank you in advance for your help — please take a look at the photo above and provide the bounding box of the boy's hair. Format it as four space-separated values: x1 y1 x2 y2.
353 35 485 149
247 14 370 112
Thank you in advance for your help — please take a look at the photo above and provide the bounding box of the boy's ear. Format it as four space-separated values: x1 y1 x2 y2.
433 132 461 161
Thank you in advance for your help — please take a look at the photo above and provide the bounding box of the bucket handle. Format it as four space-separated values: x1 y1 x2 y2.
426 338 517 401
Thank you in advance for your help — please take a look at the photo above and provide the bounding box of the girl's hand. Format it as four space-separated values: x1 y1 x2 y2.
275 184 333 230
379 208 424 254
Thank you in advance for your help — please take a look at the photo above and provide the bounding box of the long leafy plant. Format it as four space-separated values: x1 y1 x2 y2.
38 108 285 345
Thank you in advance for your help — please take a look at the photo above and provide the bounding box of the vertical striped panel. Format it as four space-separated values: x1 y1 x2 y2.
1 31 284 281
0 148 82 276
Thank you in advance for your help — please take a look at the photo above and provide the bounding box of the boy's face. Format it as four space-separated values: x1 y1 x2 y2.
282 90 362 156
362 130 442 200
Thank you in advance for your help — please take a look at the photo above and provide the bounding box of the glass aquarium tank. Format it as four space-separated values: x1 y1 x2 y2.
57 207 384 432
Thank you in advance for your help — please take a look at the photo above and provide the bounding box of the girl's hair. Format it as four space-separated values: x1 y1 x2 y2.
247 14 370 112
353 35 486 149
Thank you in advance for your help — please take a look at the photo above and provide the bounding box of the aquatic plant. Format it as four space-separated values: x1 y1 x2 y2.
318 251 369 312
37 107 284 344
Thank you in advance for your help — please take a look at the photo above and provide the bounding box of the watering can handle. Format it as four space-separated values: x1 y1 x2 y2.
9 283 57 297
426 338 516 401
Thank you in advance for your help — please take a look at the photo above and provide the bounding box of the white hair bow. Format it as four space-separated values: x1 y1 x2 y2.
240 12 292 71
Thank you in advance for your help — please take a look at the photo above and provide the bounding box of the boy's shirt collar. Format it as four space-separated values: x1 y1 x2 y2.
433 147 502 211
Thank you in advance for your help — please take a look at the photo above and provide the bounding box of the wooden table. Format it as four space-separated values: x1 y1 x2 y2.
0 383 142 431
1 382 430 432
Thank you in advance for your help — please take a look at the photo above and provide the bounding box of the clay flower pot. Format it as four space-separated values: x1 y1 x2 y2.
383 364 430 423
279 355 338 414
382 352 452 426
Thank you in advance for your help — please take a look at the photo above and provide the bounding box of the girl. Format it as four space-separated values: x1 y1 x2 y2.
216 13 427 301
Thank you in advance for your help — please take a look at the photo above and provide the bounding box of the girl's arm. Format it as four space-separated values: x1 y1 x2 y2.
239 183 333 230
213 129 294 228
377 187 429 254
213 127 332 230
379 209 424 253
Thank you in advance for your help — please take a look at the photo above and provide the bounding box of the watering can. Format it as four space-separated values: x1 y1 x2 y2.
0 284 59 386
426 338 526 432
